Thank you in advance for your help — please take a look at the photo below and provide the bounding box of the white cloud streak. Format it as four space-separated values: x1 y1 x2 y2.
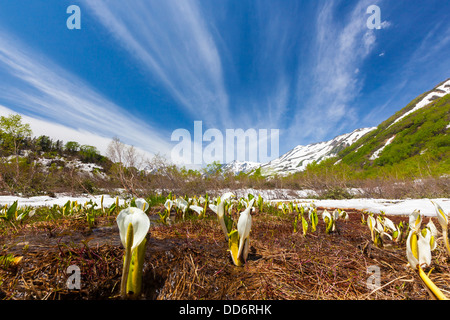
82 0 230 128
288 0 379 145
0 30 171 159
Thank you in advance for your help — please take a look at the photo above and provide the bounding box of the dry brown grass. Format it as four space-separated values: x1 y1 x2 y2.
1 207 449 300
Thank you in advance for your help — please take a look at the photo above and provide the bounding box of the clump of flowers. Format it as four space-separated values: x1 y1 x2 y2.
405 209 448 300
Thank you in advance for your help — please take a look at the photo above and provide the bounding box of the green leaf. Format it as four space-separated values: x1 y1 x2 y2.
302 216 308 236
257 194 263 211
224 212 234 233
393 230 399 240
228 230 243 267
293 215 299 233
325 217 333 234
310 209 318 232
6 201 18 221
288 202 295 213
127 237 147 297
109 202 117 215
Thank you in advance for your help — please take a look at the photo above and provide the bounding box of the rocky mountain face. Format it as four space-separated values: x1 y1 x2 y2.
258 127 376 176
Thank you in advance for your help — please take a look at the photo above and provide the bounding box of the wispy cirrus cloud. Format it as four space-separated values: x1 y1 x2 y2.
361 19 450 126
2 0 445 168
0 29 171 158
288 0 383 145
82 0 230 128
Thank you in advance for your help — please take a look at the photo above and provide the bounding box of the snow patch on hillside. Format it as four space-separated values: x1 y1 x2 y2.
389 79 450 128
369 135 396 160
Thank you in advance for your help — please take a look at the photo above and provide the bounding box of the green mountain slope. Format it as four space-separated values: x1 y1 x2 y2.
309 79 450 179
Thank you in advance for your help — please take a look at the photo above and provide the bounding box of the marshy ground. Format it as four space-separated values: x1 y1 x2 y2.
1 206 449 300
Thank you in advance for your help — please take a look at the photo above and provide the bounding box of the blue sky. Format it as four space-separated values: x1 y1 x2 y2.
0 0 449 166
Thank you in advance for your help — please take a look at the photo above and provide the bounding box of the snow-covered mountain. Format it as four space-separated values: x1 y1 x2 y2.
387 78 450 129
220 127 376 176
339 78 450 165
222 78 450 177
259 127 376 176
221 160 261 175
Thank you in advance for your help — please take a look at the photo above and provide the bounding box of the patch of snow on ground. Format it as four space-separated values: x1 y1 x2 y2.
289 198 449 217
0 191 448 217
0 194 126 208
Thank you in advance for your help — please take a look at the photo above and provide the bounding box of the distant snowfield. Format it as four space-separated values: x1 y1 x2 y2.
0 190 448 217
282 198 449 217
0 194 126 208
228 188 449 217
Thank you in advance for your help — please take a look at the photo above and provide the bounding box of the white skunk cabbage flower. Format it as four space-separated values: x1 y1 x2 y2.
431 200 448 228
383 217 396 233
209 204 218 213
425 219 438 251
135 198 149 212
431 200 450 255
174 198 190 218
406 229 431 270
322 209 335 233
217 192 235 241
190 205 204 215
174 198 188 211
339 209 349 220
322 209 332 222
406 210 430 270
409 209 422 233
164 199 173 212
116 202 150 299
237 198 255 263
406 211 448 300
376 218 392 240
222 192 235 201
382 216 402 241
117 206 150 251
198 196 206 205
368 214 376 241
332 209 339 222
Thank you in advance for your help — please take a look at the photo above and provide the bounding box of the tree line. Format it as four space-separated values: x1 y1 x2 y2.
0 113 110 195
1 113 447 199
0 113 268 197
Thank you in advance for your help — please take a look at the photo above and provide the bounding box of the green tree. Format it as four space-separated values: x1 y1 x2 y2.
65 141 80 153
36 135 53 152
54 139 64 153
203 161 223 176
0 114 32 183
79 145 100 163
